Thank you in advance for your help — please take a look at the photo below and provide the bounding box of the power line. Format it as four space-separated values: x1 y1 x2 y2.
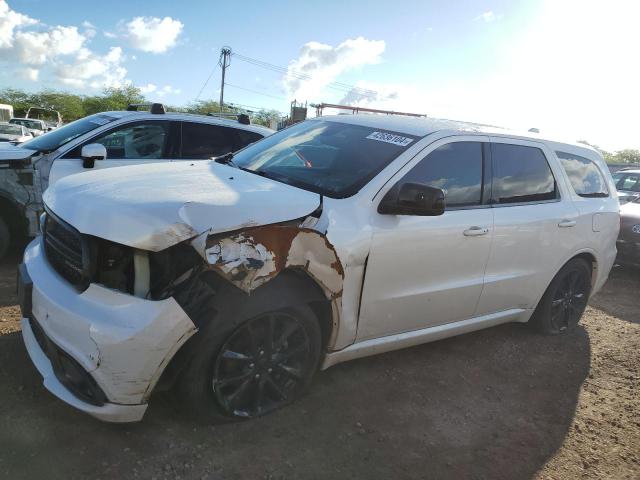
224 82 289 101
232 51 387 99
194 66 217 102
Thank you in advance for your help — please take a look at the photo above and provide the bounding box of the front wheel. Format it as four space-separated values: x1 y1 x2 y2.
530 258 592 335
176 304 321 422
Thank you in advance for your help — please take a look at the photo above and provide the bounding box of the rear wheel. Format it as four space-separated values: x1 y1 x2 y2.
176 304 321 422
530 258 592 335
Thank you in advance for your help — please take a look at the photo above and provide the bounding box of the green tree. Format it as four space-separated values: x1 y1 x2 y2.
83 85 145 115
184 99 238 115
250 109 282 127
30 90 84 121
0 88 32 117
612 149 640 164
577 140 614 163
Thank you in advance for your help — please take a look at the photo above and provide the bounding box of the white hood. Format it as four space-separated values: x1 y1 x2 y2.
0 142 35 159
43 161 321 251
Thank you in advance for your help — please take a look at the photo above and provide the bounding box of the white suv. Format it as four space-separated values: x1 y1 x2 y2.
0 103 273 259
18 114 619 422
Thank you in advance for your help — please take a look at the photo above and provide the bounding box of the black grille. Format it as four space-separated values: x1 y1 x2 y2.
44 211 90 290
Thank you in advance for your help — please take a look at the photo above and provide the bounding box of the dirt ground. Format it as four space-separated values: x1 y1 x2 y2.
0 247 638 480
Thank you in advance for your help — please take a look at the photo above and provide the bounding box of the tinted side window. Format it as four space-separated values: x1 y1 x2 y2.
492 143 556 204
64 121 169 159
181 122 237 159
401 142 483 207
556 151 608 197
236 129 264 149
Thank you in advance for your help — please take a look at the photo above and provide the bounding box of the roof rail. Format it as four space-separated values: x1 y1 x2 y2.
127 103 166 114
206 112 250 125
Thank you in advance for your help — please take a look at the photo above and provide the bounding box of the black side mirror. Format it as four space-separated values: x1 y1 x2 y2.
378 182 446 216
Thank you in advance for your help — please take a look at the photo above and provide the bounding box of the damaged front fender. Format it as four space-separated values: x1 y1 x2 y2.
196 225 344 299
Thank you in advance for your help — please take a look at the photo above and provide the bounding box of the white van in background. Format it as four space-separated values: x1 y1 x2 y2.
0 104 13 123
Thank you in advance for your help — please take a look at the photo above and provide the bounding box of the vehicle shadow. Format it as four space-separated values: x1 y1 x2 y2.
590 265 639 324
0 320 590 480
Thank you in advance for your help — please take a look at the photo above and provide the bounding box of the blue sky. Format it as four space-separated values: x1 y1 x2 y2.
1 0 638 150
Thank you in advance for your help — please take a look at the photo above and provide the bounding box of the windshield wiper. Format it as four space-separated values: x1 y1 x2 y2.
214 152 235 166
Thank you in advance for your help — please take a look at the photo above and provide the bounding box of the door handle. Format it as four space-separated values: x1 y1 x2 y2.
558 219 577 228
463 226 489 236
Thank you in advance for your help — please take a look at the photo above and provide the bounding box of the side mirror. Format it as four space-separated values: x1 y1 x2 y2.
378 182 446 216
81 143 107 168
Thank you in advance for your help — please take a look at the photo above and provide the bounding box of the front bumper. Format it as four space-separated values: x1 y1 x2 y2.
20 238 197 422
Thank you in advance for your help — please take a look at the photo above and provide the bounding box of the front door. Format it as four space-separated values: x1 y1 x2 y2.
357 137 494 341
49 120 173 185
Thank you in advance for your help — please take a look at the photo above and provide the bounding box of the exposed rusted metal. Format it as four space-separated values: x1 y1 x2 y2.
201 224 345 298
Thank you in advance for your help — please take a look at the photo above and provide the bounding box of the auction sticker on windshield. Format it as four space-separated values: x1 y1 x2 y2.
366 131 414 147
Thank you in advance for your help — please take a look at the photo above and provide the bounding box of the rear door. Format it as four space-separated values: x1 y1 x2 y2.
475 138 581 316
50 120 177 185
175 122 264 161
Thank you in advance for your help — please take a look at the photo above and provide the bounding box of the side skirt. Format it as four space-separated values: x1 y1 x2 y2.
321 308 530 370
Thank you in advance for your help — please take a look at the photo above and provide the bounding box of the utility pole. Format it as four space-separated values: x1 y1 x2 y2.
219 47 232 111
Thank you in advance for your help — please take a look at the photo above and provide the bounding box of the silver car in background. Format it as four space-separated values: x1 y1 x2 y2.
0 123 32 143
9 118 48 137
612 168 640 204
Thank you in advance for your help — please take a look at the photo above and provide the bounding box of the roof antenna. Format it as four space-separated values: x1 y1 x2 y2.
528 128 540 133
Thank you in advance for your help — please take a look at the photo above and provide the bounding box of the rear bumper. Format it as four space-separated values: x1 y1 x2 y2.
20 238 197 422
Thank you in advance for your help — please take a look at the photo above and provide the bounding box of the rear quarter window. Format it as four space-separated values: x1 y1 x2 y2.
491 143 557 204
556 151 609 197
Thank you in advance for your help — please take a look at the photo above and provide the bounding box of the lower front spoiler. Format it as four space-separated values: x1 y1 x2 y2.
21 318 147 423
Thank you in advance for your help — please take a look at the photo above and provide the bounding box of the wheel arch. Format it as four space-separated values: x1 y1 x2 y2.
532 249 598 312
153 267 334 395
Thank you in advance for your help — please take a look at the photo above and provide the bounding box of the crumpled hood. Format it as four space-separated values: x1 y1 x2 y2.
44 161 321 251
0 142 36 160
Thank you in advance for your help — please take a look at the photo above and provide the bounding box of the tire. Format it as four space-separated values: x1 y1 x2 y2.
529 258 592 335
175 303 321 423
0 216 10 260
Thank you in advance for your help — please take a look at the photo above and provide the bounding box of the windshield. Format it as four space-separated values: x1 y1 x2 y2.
232 119 418 198
22 114 117 152
0 124 22 135
10 119 42 129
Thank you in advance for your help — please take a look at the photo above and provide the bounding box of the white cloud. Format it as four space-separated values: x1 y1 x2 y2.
0 2 129 90
285 37 386 100
125 16 183 53
139 82 157 94
11 26 86 65
475 11 501 22
0 0 36 48
54 47 127 89
138 83 180 97
19 67 38 81
82 20 96 38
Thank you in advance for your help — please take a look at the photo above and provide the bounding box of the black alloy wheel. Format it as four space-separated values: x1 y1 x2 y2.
212 311 315 418
548 268 590 333
530 258 592 335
